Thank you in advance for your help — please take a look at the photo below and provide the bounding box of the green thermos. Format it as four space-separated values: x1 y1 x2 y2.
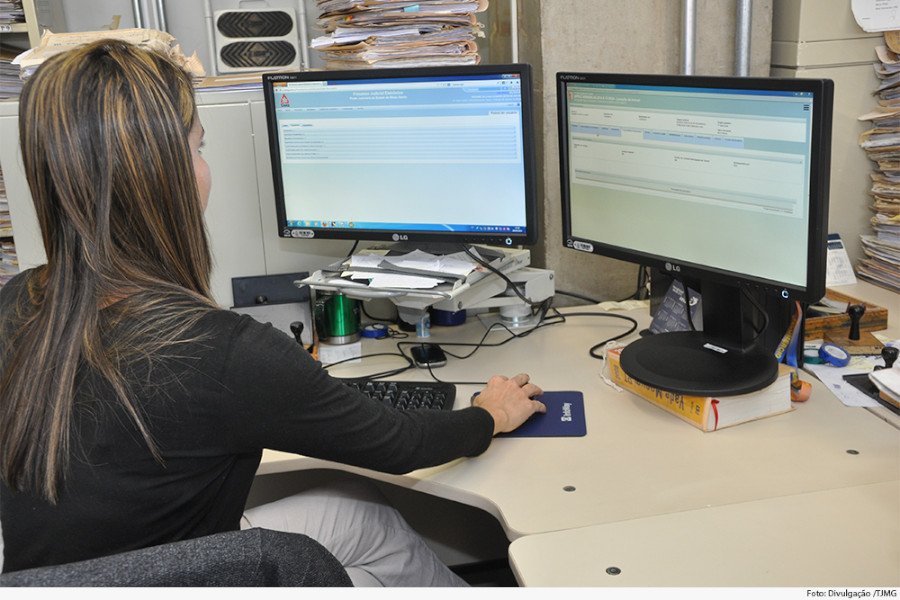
314 291 361 345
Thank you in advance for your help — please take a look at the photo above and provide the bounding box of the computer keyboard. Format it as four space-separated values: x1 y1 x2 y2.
342 377 456 411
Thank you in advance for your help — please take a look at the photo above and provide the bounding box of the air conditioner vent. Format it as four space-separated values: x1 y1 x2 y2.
219 41 297 69
213 9 300 74
216 10 294 39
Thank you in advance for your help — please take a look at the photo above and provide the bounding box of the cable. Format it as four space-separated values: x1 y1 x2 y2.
681 278 698 332
555 290 600 305
636 265 650 300
323 351 415 380
546 310 639 358
324 295 639 387
462 245 532 305
360 300 398 325
616 264 650 302
741 286 770 345
398 302 638 375
673 277 770 347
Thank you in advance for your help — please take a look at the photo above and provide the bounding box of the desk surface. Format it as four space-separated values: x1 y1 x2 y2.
260 302 900 546
509 480 900 587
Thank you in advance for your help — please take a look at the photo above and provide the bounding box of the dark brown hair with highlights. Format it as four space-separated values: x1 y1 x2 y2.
0 40 218 502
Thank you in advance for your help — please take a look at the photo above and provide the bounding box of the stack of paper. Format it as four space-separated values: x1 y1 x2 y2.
0 165 9 238
0 165 16 289
311 0 488 69
0 44 22 99
0 1 23 25
14 29 206 83
855 33 900 293
870 366 900 412
343 248 477 289
0 0 23 98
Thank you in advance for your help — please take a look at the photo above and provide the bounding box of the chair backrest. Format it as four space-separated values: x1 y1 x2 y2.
1 528 351 587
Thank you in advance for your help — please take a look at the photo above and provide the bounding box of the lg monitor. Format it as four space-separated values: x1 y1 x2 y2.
262 64 538 252
557 72 833 396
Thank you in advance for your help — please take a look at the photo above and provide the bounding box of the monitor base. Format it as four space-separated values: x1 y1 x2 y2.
619 331 779 397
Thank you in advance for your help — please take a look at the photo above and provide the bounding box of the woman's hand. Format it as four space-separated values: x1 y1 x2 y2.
472 373 545 435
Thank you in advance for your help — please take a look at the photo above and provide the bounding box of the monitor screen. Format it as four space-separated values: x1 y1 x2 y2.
557 72 833 396
262 64 538 250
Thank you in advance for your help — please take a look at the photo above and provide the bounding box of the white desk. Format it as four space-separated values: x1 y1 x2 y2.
509 480 900 587
259 302 899 586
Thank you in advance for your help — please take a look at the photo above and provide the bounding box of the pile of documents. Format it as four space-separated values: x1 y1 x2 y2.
855 31 900 293
13 29 205 83
0 165 10 238
0 1 23 25
0 240 17 286
0 166 17 289
311 0 488 69
0 1 24 98
0 44 22 99
342 249 477 289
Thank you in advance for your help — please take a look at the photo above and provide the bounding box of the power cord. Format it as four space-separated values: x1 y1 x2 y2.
462 245 533 307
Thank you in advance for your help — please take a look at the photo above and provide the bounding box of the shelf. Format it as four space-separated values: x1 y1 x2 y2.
1 0 41 47
0 23 29 35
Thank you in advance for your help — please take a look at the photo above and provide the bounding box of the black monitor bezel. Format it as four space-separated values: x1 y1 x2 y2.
262 63 539 248
557 71 833 305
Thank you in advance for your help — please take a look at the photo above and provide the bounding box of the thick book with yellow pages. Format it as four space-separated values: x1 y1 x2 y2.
607 346 794 431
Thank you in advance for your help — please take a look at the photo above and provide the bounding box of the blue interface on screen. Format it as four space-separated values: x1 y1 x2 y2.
269 73 529 235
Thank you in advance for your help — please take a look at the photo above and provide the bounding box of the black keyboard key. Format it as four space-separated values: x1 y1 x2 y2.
342 378 456 411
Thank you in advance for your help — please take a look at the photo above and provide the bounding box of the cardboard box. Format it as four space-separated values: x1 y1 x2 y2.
805 289 888 341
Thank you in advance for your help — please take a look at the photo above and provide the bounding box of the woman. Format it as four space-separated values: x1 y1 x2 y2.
0 40 544 585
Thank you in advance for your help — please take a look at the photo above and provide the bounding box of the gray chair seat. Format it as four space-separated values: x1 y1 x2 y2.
0 528 351 587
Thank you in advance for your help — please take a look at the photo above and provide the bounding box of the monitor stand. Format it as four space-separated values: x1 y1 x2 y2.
620 281 779 397
387 242 505 261
619 331 778 396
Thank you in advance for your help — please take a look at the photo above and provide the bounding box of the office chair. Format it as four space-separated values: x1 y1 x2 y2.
0 528 351 587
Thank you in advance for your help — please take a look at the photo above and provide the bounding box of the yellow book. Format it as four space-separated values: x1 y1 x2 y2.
607 346 794 431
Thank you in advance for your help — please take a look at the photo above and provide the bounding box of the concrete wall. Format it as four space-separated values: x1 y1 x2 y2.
4 0 774 307
517 0 774 304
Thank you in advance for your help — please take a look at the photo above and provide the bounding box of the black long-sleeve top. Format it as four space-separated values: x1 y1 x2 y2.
0 271 494 573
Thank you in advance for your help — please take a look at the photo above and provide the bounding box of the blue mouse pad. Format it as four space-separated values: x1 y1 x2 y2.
497 391 586 438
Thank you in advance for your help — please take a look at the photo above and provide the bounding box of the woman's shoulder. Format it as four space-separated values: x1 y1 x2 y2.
190 308 312 382
197 307 299 352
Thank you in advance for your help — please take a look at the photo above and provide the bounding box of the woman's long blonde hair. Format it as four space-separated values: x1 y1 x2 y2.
0 40 218 502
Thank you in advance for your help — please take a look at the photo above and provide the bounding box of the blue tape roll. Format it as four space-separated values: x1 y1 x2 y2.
361 324 388 339
818 343 850 367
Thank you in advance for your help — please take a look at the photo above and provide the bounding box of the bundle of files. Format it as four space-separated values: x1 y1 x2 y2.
0 1 23 25
0 240 17 286
0 165 10 237
855 31 900 293
0 43 22 99
0 166 17 288
14 29 205 83
311 0 487 69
